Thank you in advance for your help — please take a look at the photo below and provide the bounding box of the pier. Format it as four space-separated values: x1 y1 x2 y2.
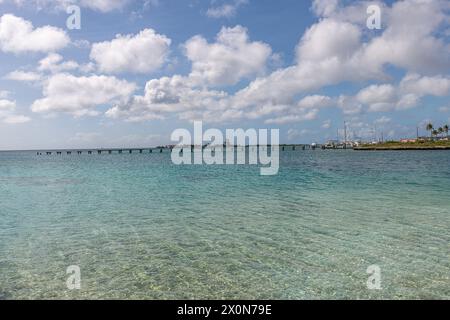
36 144 326 156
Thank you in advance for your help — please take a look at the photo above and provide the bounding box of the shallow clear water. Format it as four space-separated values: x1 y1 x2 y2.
0 150 449 299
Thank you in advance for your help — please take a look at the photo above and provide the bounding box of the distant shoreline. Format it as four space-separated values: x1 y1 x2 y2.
355 146 450 151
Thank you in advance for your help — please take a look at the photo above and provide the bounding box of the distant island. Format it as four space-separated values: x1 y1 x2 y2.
355 122 450 150
355 140 450 150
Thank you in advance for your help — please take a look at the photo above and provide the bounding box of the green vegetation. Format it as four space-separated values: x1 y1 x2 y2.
355 140 450 150
426 122 449 139
355 122 450 150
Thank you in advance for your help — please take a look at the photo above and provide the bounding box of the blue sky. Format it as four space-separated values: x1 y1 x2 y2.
0 0 449 150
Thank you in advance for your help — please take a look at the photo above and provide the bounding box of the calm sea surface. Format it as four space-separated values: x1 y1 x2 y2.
0 150 449 299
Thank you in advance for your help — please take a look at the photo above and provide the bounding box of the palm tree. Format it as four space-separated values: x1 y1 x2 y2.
438 127 444 138
432 129 438 139
444 124 449 138
426 123 434 139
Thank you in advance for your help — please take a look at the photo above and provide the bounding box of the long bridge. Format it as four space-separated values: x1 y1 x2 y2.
36 144 323 155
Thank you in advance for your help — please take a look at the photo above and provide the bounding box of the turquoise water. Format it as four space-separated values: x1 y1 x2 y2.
0 150 449 299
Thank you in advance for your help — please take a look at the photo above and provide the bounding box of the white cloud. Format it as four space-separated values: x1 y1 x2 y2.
0 99 31 124
31 74 137 117
227 0 450 116
25 0 448 126
296 19 361 63
5 70 42 82
360 0 450 75
105 75 228 122
6 0 129 12
0 14 70 54
0 90 10 99
297 95 333 109
356 84 397 106
38 53 79 73
337 95 363 115
374 116 391 125
206 0 248 18
265 109 319 125
79 0 129 12
231 18 371 112
90 29 171 74
184 25 272 86
3 114 31 124
311 0 339 17
262 95 332 125
336 73 450 114
0 99 16 111
399 73 450 97
322 119 332 129
107 0 449 124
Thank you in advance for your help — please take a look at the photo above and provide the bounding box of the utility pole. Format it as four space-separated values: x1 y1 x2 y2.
416 126 419 139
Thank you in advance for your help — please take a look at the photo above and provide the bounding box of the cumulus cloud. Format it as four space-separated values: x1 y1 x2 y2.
105 75 229 122
38 53 79 73
356 84 397 112
4 70 42 82
297 95 334 109
265 109 319 125
107 0 450 124
230 0 449 113
79 0 129 12
23 0 449 126
6 0 129 12
0 99 16 111
0 99 31 124
263 95 333 124
184 25 272 86
335 73 450 114
0 14 70 54
90 29 171 74
399 73 450 97
206 0 248 18
31 74 137 117
374 116 391 125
